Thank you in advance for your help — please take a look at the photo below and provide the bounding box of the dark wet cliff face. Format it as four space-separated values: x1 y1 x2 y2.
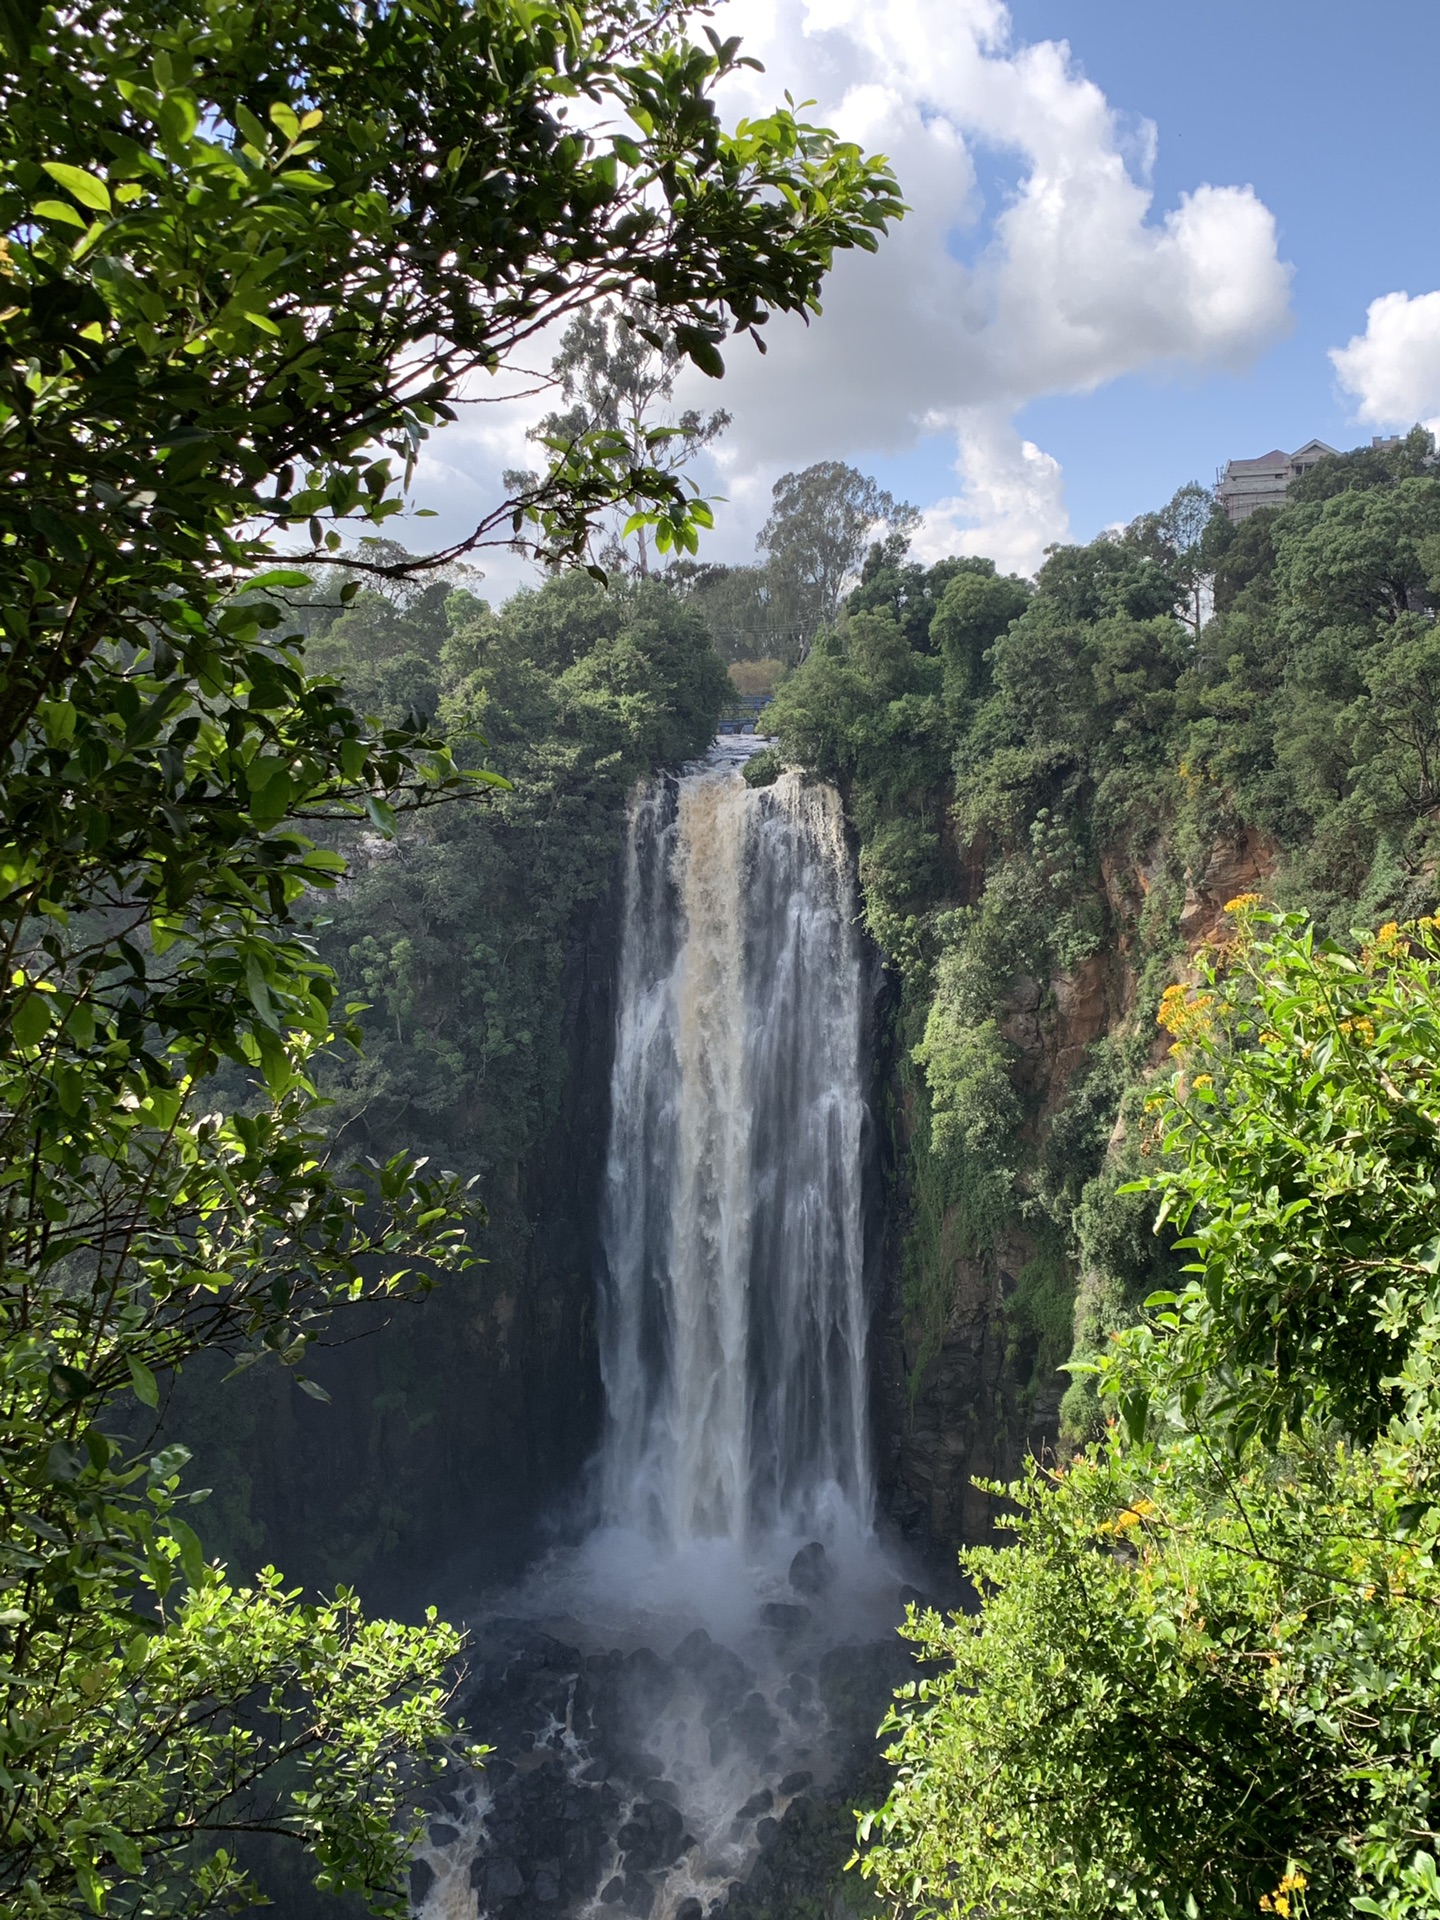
171 872 624 1615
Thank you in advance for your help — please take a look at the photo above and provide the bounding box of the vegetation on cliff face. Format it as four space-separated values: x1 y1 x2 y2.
860 909 1440 1920
0 0 898 1905
310 565 728 1173
164 563 729 1591
761 429 1440 1431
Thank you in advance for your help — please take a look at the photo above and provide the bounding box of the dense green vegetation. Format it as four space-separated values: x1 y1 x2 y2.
164 563 730 1588
0 0 896 1908
859 908 1440 1920
312 563 727 1185
745 438 1440 1919
761 429 1440 1413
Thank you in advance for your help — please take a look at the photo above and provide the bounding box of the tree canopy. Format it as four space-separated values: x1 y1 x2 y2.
674 462 920 662
0 1 900 1910
522 301 732 577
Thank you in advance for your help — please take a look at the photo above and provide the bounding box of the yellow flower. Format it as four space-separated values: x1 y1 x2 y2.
1263 1867 1307 1915
1361 921 1406 969
1157 983 1217 1043
1338 1016 1375 1041
1224 892 1263 915
1112 1498 1157 1532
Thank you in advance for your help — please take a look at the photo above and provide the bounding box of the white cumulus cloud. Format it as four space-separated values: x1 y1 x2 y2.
1331 291 1440 440
409 0 1293 586
910 411 1067 578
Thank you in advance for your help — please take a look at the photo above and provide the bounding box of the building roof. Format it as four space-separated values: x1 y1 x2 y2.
1222 440 1338 478
1225 449 1290 474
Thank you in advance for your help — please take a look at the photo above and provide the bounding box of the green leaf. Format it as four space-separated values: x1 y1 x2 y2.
105 1830 143 1878
233 102 269 150
73 1857 106 1916
54 1064 83 1115
40 698 77 745
364 792 397 837
46 1439 84 1482
156 91 199 145
171 1517 206 1588
244 952 279 1029
42 161 112 212
675 327 724 378
49 1363 92 1402
12 989 51 1047
127 1356 159 1408
32 197 88 227
246 567 313 591
247 758 292 822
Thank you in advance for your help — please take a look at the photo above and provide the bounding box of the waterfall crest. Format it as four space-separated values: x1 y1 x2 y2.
598 758 872 1550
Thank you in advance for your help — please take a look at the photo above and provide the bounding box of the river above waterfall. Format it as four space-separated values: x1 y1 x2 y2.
413 746 920 1920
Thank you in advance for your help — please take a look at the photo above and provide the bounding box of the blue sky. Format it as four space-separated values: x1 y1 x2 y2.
944 0 1440 537
411 0 1440 590
852 0 1440 540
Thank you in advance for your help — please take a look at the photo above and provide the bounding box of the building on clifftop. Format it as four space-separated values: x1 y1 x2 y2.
1216 439 1338 523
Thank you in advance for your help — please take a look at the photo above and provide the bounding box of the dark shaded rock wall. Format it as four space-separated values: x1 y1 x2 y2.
173 873 623 1616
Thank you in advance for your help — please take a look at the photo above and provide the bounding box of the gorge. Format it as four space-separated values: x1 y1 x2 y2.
155 436 1440 1920
408 743 915 1920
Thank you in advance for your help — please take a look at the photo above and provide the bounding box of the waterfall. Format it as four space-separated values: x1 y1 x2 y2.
412 751 908 1920
597 756 872 1551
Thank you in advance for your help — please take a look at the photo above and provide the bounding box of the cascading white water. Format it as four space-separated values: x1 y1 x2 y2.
597 754 872 1552
413 750 907 1920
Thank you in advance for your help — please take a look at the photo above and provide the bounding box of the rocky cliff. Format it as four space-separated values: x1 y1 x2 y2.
871 824 1280 1552
172 869 624 1615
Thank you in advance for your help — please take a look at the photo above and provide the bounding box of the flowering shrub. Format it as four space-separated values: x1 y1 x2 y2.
858 912 1440 1920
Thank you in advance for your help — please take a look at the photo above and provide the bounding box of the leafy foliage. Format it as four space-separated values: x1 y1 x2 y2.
9 1544 468 1920
858 914 1440 1920
673 463 919 662
765 453 1440 1407
1113 909 1440 1448
518 301 731 577
0 0 897 1907
314 569 729 1180
1 0 902 592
